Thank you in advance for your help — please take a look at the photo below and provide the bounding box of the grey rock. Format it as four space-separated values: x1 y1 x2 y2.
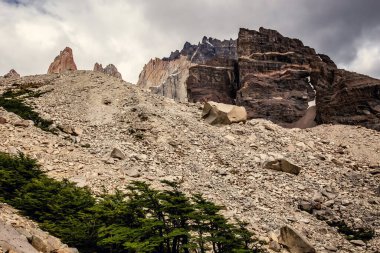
263 159 301 175
350 240 366 247
269 240 282 252
279 226 316 253
110 148 126 160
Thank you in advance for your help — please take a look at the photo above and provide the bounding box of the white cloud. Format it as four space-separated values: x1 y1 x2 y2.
345 43 380 76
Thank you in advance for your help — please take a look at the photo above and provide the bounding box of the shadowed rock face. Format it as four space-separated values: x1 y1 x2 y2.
138 27 380 130
311 67 380 130
47 47 77 74
93 63 122 79
236 28 318 124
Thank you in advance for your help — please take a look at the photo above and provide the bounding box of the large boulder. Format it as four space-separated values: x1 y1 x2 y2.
263 159 301 175
93 63 122 79
279 226 316 253
4 69 20 79
48 47 77 74
202 101 247 125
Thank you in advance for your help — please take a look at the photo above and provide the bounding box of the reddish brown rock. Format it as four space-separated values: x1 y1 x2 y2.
93 63 122 79
187 64 236 104
236 27 318 125
137 27 380 131
4 69 20 79
47 47 77 74
311 67 380 130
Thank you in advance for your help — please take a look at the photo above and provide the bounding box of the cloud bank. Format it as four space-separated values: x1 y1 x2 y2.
1 0 380 83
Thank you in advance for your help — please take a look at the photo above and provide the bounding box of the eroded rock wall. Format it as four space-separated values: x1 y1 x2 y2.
236 28 318 124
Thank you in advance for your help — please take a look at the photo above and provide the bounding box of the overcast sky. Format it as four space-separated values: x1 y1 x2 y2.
1 0 380 83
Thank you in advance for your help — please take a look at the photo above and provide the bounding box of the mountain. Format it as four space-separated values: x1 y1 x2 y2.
138 27 380 131
0 71 379 252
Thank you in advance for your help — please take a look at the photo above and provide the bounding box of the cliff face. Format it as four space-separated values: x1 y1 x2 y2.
311 66 380 130
236 28 319 124
137 37 237 102
137 27 380 130
47 47 77 74
137 56 192 102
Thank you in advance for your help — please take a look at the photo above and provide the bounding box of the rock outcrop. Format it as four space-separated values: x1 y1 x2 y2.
137 56 191 102
311 67 380 131
138 27 380 131
4 69 20 79
93 63 122 79
47 47 77 74
236 28 318 125
137 37 237 102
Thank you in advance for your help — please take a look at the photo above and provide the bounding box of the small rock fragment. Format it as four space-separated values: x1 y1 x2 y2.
110 148 125 160
263 159 301 175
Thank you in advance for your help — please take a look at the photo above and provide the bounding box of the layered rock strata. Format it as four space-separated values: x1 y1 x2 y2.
138 27 380 130
311 65 380 130
236 28 318 124
93 63 122 79
47 47 77 74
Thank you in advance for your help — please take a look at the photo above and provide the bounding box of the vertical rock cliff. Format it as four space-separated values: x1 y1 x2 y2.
47 47 77 74
236 27 319 125
137 37 237 102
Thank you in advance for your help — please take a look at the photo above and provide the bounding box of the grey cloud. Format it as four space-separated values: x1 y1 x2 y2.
0 0 379 82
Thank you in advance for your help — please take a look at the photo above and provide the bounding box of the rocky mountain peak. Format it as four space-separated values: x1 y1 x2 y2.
163 36 237 64
47 47 77 74
3 69 20 79
93 62 122 79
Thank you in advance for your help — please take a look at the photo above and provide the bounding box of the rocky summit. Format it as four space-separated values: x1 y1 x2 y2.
138 27 380 131
47 47 77 74
0 70 379 252
137 37 237 103
3 69 20 79
93 62 123 79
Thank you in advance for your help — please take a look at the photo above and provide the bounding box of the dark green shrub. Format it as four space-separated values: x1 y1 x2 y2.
0 152 262 253
0 152 42 199
328 220 375 241
0 90 54 132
